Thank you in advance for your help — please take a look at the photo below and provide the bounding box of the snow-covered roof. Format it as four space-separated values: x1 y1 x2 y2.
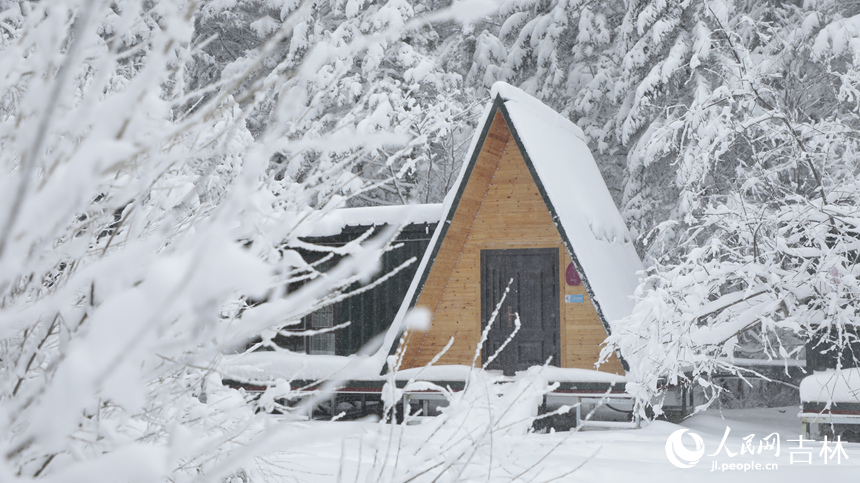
379 83 643 369
295 203 443 238
490 83 643 325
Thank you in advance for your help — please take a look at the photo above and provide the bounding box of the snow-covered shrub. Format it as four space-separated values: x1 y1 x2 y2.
383 369 551 481
0 0 499 480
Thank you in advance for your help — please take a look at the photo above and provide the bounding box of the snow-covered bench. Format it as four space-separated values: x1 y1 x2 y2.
799 368 860 439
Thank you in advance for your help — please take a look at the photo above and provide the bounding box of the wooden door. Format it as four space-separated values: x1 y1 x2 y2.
480 248 560 375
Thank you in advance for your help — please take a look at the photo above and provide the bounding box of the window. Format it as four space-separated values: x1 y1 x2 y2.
259 304 337 355
307 305 335 355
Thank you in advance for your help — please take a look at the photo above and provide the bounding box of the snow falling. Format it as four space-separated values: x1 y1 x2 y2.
1 0 859 481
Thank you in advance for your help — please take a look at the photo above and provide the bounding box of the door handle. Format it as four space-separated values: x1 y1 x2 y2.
507 306 515 328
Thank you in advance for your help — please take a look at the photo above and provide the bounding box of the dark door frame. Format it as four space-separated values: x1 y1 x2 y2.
480 247 561 375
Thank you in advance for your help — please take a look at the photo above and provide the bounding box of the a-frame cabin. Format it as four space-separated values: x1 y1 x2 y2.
395 83 643 377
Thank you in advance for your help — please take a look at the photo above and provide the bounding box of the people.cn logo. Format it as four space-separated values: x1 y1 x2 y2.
665 429 705 468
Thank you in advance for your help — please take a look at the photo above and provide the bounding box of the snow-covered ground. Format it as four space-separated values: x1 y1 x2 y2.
221 364 857 481
244 406 858 482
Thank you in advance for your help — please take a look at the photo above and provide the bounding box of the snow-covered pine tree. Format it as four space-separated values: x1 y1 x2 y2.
191 0 485 206
603 0 860 411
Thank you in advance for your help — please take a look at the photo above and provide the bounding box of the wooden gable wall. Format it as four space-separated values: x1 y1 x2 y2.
399 111 625 374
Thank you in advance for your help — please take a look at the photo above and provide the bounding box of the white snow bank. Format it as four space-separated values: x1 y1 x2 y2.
716 357 804 367
799 368 860 403
519 365 626 383
222 352 629 388
393 365 626 384
219 352 382 382
392 365 476 381
491 82 643 325
295 204 443 237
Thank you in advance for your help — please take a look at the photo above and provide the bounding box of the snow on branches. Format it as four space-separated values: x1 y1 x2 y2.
0 0 487 480
602 0 860 412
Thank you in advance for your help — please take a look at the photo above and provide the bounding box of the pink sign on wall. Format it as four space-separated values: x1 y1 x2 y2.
566 262 581 286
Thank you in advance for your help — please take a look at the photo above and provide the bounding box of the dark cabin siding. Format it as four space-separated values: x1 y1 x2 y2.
300 222 436 356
